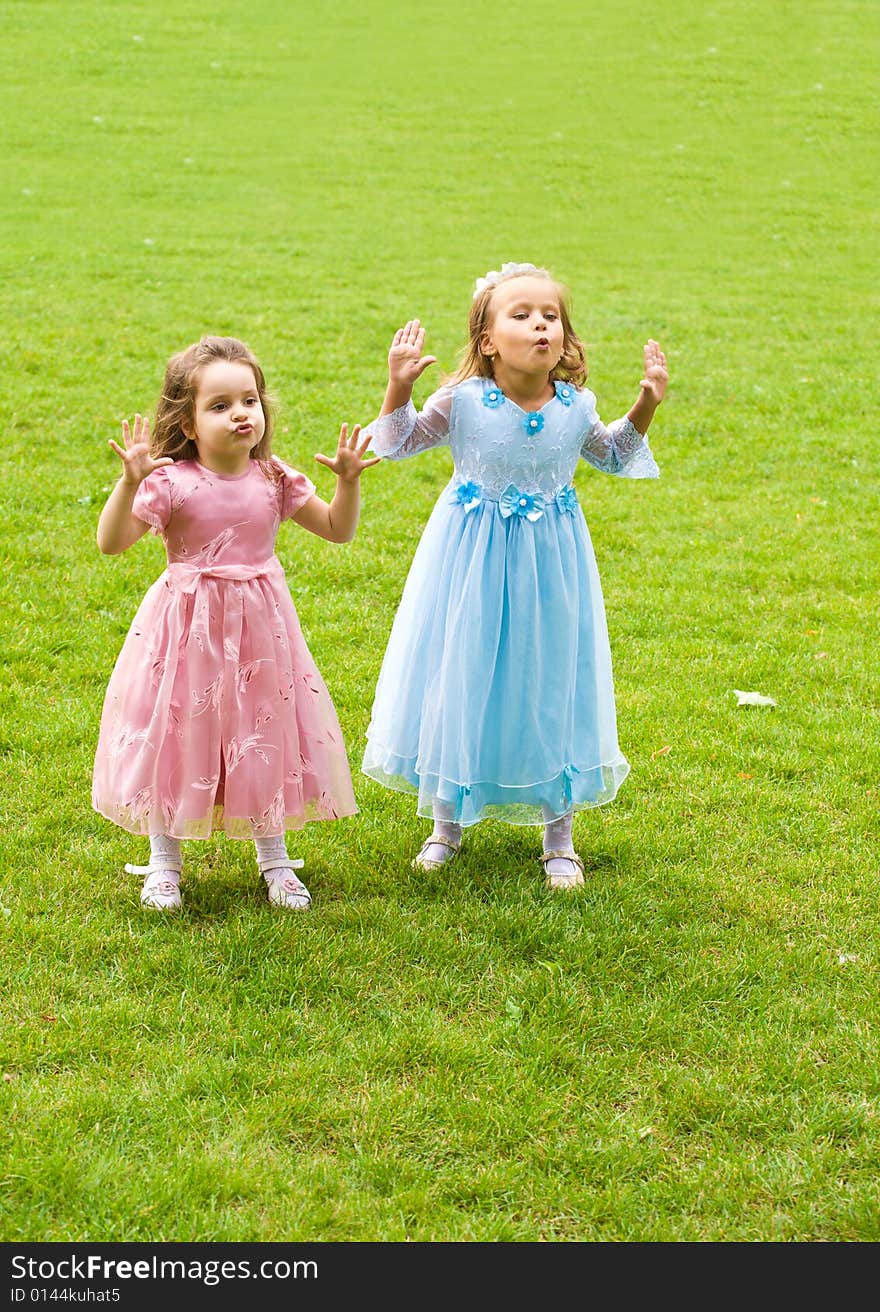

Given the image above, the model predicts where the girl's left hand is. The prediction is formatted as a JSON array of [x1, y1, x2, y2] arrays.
[[639, 340, 669, 404], [314, 423, 382, 482]]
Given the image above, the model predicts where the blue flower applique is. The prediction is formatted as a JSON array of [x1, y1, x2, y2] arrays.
[[522, 411, 545, 435], [499, 484, 545, 522], [482, 386, 504, 409], [451, 480, 483, 513], [555, 485, 578, 514], [554, 381, 574, 406]]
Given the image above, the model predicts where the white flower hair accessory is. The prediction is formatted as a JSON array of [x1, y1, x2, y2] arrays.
[[473, 261, 540, 299]]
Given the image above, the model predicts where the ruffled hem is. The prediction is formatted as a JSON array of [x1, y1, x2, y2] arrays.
[[92, 796, 358, 842], [362, 738, 630, 827]]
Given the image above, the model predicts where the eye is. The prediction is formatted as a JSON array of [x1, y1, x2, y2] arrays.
[[545, 312, 558, 320], [211, 402, 227, 411], [245, 396, 259, 405], [513, 312, 528, 320]]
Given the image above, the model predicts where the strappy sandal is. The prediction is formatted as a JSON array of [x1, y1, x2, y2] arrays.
[[411, 836, 461, 872], [126, 863, 183, 911], [539, 849, 585, 890], [261, 858, 312, 910]]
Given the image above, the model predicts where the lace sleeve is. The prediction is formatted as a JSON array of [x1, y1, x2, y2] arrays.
[[580, 406, 660, 480], [365, 385, 454, 460]]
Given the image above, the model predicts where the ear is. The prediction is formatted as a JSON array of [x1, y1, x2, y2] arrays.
[[479, 329, 495, 358]]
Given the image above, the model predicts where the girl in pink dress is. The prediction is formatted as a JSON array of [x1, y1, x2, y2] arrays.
[[92, 335, 378, 912]]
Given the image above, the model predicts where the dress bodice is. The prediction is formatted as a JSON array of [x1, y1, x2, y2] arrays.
[[367, 376, 659, 497], [450, 378, 594, 498], [131, 459, 315, 567]]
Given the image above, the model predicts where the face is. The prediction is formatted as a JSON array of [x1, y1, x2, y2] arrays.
[[480, 276, 565, 375], [186, 359, 266, 472]]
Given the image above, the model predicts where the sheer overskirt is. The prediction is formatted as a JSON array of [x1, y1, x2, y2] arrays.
[[93, 565, 356, 839], [363, 485, 630, 826]]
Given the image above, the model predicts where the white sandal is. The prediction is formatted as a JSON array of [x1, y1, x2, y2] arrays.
[[539, 849, 585, 890], [411, 836, 461, 872], [126, 863, 183, 911], [261, 859, 311, 910]]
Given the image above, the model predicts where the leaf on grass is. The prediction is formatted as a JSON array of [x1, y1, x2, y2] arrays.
[[737, 772, 754, 779], [651, 745, 672, 759], [732, 689, 777, 707], [837, 953, 858, 965], [3, 1072, 17, 1082], [638, 1126, 655, 1139]]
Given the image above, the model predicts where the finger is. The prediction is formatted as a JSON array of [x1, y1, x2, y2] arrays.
[[392, 328, 404, 346], [108, 439, 126, 458], [154, 456, 174, 467], [143, 417, 151, 442], [313, 453, 333, 469], [406, 318, 421, 344], [133, 413, 143, 443], [354, 431, 374, 456], [416, 356, 438, 376], [346, 423, 362, 448], [360, 456, 382, 468], [121, 419, 130, 446]]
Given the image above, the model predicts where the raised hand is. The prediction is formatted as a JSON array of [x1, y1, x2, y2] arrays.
[[314, 423, 382, 483], [639, 340, 668, 404], [108, 415, 173, 485], [388, 319, 438, 387]]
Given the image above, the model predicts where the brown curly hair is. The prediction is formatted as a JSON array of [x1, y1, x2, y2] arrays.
[[151, 336, 278, 474]]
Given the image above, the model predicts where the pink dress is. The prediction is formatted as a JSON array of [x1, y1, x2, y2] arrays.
[[92, 457, 358, 840]]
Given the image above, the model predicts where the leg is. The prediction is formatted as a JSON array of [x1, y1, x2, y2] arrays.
[[254, 835, 311, 910], [125, 834, 183, 910], [412, 801, 462, 872], [540, 809, 585, 890]]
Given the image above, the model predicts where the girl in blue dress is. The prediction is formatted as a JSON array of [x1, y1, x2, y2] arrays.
[[363, 262, 668, 888]]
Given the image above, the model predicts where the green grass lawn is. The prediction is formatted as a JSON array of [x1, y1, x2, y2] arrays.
[[1, 0, 878, 1241]]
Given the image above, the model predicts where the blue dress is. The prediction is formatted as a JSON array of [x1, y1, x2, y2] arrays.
[[362, 376, 659, 827]]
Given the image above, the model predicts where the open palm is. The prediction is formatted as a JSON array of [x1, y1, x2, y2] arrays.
[[108, 415, 173, 485], [314, 423, 381, 482], [388, 319, 438, 387], [639, 340, 669, 404]]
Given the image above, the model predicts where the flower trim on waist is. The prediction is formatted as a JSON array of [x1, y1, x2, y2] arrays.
[[449, 481, 578, 521]]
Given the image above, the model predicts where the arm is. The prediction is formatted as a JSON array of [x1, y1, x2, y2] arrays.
[[627, 339, 667, 435], [379, 319, 437, 416], [580, 340, 667, 479], [291, 423, 380, 544], [365, 320, 452, 459], [97, 415, 173, 554]]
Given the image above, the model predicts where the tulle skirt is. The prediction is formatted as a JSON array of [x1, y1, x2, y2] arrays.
[[362, 487, 629, 826], [92, 559, 357, 839]]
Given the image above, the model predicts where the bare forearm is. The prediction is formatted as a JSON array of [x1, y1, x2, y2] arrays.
[[327, 477, 361, 542], [627, 388, 659, 436], [97, 478, 147, 554], [294, 478, 360, 543], [379, 378, 414, 417]]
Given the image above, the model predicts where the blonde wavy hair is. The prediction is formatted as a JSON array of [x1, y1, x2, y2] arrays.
[[450, 266, 588, 387], [151, 336, 279, 476]]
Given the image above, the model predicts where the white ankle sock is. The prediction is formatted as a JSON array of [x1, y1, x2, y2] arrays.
[[542, 810, 577, 875], [254, 835, 293, 874], [149, 834, 182, 876], [420, 816, 462, 865]]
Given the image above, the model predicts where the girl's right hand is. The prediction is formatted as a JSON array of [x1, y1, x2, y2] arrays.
[[108, 415, 173, 485], [388, 320, 437, 386]]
